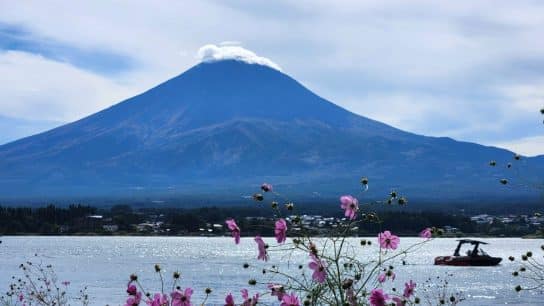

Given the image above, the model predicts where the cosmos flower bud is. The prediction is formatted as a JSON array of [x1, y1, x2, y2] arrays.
[[526, 251, 532, 257], [500, 179, 508, 185], [514, 154, 521, 160], [261, 183, 272, 192], [520, 267, 526, 272], [515, 285, 522, 292], [360, 239, 367, 246], [130, 274, 138, 281], [253, 193, 264, 201], [205, 288, 212, 294], [450, 296, 456, 302], [507, 163, 512, 168], [390, 191, 397, 198], [342, 278, 353, 289], [243, 263, 249, 269], [271, 201, 278, 209], [173, 271, 180, 279], [397, 197, 407, 205], [521, 255, 528, 261], [489, 160, 496, 166], [360, 177, 369, 185], [415, 297, 420, 304], [540, 108, 544, 115], [354, 273, 361, 281], [154, 264, 161, 272], [508, 256, 515, 261], [285, 202, 294, 210], [248, 279, 257, 286]]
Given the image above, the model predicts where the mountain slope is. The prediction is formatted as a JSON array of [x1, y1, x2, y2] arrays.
[[0, 60, 541, 202]]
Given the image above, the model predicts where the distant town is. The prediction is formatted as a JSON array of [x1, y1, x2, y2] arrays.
[[1, 204, 542, 237]]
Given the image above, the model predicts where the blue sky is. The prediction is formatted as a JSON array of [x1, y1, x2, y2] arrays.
[[0, 0, 543, 155]]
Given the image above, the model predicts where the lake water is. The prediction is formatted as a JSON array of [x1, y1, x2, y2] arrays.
[[0, 236, 542, 305]]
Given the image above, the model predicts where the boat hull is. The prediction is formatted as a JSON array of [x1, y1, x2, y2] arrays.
[[434, 256, 502, 266]]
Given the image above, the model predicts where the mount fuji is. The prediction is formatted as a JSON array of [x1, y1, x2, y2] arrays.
[[0, 60, 541, 204]]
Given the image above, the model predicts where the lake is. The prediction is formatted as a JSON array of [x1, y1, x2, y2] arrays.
[[0, 236, 542, 305]]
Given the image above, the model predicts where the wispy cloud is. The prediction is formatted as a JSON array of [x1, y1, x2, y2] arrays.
[[197, 43, 282, 71], [0, 22, 134, 75]]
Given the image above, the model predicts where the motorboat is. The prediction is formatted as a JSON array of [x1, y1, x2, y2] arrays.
[[434, 239, 502, 266]]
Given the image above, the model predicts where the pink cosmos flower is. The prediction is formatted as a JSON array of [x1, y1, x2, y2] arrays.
[[274, 218, 287, 244], [403, 280, 416, 298], [268, 284, 285, 301], [224, 293, 235, 306], [378, 272, 395, 283], [419, 227, 432, 239], [308, 254, 327, 283], [125, 292, 142, 306], [261, 183, 272, 192], [254, 236, 269, 261], [340, 195, 359, 220], [147, 293, 169, 306], [18, 293, 24, 302], [378, 230, 400, 250], [127, 284, 138, 296], [392, 297, 405, 306], [241, 289, 259, 306], [170, 288, 193, 306], [280, 293, 300, 306], [225, 219, 241, 244], [369, 289, 388, 306]]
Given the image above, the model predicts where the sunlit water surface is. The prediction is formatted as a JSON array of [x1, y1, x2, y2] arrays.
[[0, 237, 542, 305]]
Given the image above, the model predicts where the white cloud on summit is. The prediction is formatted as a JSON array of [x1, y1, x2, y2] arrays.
[[197, 43, 282, 71]]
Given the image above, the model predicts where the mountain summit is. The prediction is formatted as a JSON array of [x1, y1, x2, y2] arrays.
[[0, 60, 540, 203]]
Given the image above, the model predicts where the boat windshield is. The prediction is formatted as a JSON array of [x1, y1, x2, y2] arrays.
[[479, 248, 488, 256]]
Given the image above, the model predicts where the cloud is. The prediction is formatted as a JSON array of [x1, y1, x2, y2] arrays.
[[494, 135, 544, 157], [197, 43, 282, 71], [0, 50, 136, 121]]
